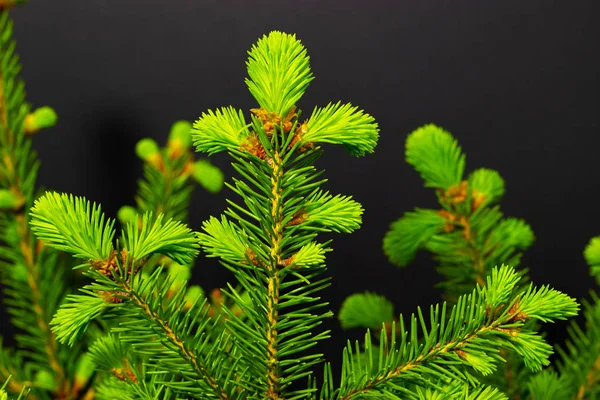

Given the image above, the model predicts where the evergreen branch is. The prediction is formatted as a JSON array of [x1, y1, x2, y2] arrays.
[[192, 107, 250, 155], [339, 292, 395, 330], [50, 294, 109, 347], [131, 120, 223, 223], [29, 192, 115, 262], [121, 212, 199, 265], [467, 168, 505, 208], [405, 124, 465, 190], [0, 12, 69, 398], [300, 102, 379, 157], [112, 268, 236, 399], [245, 31, 313, 117], [556, 291, 600, 399], [334, 265, 578, 399], [556, 236, 600, 399], [385, 124, 535, 299], [2, 231, 67, 391], [194, 32, 377, 394], [0, 340, 32, 397], [526, 370, 570, 400], [303, 190, 364, 233], [383, 208, 447, 267], [585, 236, 600, 284]]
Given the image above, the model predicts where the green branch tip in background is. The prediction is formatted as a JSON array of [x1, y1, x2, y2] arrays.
[[24, 106, 58, 134], [406, 124, 465, 189]]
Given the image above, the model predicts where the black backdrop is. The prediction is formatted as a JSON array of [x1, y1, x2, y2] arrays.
[[4, 0, 600, 380]]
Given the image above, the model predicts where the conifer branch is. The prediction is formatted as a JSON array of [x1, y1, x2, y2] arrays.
[[0, 10, 67, 398], [335, 266, 578, 399], [552, 236, 600, 399], [116, 276, 229, 400], [130, 120, 223, 223], [383, 124, 534, 300], [193, 30, 378, 399]]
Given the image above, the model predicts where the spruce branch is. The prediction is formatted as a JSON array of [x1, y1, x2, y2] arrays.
[[405, 124, 465, 190], [383, 208, 447, 267], [383, 124, 534, 299], [334, 265, 578, 399], [585, 236, 600, 284], [131, 120, 224, 223], [0, 9, 69, 398], [339, 292, 395, 331], [245, 31, 313, 117], [121, 211, 199, 265], [300, 102, 378, 157], [552, 236, 600, 399], [192, 107, 250, 155], [193, 30, 378, 399], [526, 370, 570, 400], [29, 192, 115, 262]]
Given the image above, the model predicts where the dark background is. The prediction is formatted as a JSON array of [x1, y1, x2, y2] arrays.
[[4, 0, 600, 381]]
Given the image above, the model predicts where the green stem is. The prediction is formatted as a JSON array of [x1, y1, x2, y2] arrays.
[[266, 152, 284, 400]]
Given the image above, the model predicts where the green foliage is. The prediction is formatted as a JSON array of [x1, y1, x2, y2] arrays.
[[190, 30, 379, 398], [192, 107, 250, 155], [383, 124, 534, 299], [50, 294, 108, 346], [0, 6, 223, 399], [405, 124, 465, 189], [131, 120, 224, 223], [121, 212, 199, 265], [245, 31, 313, 117], [338, 292, 394, 330], [0, 8, 76, 399], [383, 208, 447, 267], [29, 192, 116, 261], [467, 168, 505, 207], [25, 106, 57, 133], [300, 102, 378, 157], [135, 138, 160, 160], [303, 190, 364, 233], [332, 266, 577, 399], [0, 15, 586, 400], [526, 371, 570, 400], [585, 236, 600, 283], [548, 237, 600, 399], [193, 159, 224, 193]]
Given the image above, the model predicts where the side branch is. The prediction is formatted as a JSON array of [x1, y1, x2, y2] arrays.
[[120, 280, 229, 400], [340, 314, 516, 399], [15, 215, 68, 398]]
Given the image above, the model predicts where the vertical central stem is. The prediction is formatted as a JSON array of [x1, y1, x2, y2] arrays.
[[266, 152, 283, 399]]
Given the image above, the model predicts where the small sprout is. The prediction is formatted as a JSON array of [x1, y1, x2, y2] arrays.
[[74, 353, 95, 387], [117, 205, 137, 225], [34, 369, 56, 391], [192, 160, 224, 193], [24, 106, 58, 134], [185, 285, 204, 309], [0, 189, 23, 210], [135, 138, 162, 169], [168, 120, 193, 157]]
